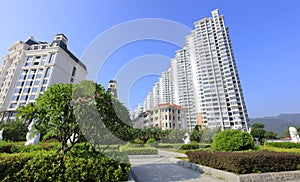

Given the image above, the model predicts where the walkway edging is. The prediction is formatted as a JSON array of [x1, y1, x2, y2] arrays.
[[169, 158, 300, 182]]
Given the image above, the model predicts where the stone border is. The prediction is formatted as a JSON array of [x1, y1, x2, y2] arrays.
[[169, 158, 300, 182]]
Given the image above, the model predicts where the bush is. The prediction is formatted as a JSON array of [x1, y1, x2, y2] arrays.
[[187, 150, 300, 174], [156, 143, 182, 149], [211, 130, 256, 151], [119, 145, 158, 155], [0, 150, 130, 181], [146, 138, 156, 144], [180, 143, 199, 150], [133, 138, 144, 144], [0, 141, 60, 154], [265, 142, 300, 149]]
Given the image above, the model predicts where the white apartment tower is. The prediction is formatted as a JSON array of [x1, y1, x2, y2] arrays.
[[171, 48, 198, 130], [134, 9, 249, 132], [186, 9, 249, 131], [0, 34, 87, 122]]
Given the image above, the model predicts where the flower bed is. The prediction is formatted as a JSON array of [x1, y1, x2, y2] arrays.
[[187, 150, 300, 174]]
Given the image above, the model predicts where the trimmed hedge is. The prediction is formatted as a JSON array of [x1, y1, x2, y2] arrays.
[[119, 146, 158, 155], [265, 142, 300, 149], [187, 150, 300, 174], [179, 143, 199, 150], [0, 141, 60, 153], [156, 143, 182, 148], [0, 150, 130, 181]]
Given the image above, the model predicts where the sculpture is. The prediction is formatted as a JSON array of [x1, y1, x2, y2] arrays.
[[182, 132, 191, 144], [0, 128, 4, 142], [289, 127, 300, 143], [67, 133, 78, 144], [25, 120, 40, 146]]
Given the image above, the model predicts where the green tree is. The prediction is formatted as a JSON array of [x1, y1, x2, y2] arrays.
[[250, 123, 266, 143], [0, 119, 27, 141], [17, 84, 79, 154], [265, 130, 278, 139], [190, 125, 203, 142]]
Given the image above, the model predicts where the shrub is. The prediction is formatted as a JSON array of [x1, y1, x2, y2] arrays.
[[0, 141, 60, 154], [211, 129, 256, 151], [119, 145, 158, 155], [187, 150, 300, 174], [133, 138, 144, 144], [156, 143, 182, 149], [180, 143, 199, 150], [0, 150, 131, 181], [265, 142, 300, 149], [146, 138, 156, 144]]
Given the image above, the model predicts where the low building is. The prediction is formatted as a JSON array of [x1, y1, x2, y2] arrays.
[[134, 103, 187, 130]]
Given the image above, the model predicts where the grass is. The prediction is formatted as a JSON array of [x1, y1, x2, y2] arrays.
[[259, 145, 300, 154]]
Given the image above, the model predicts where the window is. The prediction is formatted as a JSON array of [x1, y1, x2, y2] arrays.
[[19, 75, 27, 80], [40, 87, 46, 92], [43, 80, 48, 84], [21, 95, 28, 101], [32, 87, 38, 92], [34, 81, 40, 86], [72, 67, 76, 77], [12, 96, 19, 101], [10, 103, 17, 108], [29, 95, 35, 100], [26, 81, 33, 86], [70, 77, 74, 83], [24, 88, 31, 93], [45, 68, 51, 78], [15, 88, 22, 94], [49, 54, 55, 64], [17, 81, 24, 87], [36, 74, 42, 79]]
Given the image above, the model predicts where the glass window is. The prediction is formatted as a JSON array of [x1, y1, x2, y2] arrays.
[[26, 81, 33, 86], [49, 54, 55, 64], [21, 95, 28, 101], [45, 68, 51, 78], [19, 75, 26, 80], [12, 96, 19, 101], [15, 88, 22, 94], [29, 95, 35, 100], [43, 80, 48, 84], [40, 87, 46, 92], [19, 103, 26, 107], [32, 87, 38, 92], [34, 81, 40, 86], [36, 74, 42, 79], [24, 88, 31, 93], [28, 74, 35, 79], [72, 67, 76, 77], [17, 81, 24, 87], [10, 103, 17, 108]]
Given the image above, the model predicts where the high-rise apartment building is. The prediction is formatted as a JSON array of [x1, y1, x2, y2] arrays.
[[0, 34, 87, 122], [186, 9, 249, 131], [133, 9, 249, 132]]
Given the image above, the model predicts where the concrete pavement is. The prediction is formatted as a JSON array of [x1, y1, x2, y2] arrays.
[[128, 149, 224, 182]]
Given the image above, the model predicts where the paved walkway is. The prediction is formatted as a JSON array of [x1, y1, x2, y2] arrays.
[[128, 149, 223, 182]]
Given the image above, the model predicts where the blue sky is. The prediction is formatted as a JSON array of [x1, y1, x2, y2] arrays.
[[0, 0, 299, 117]]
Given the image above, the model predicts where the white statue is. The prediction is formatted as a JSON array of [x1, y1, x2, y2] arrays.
[[25, 120, 40, 146], [182, 132, 191, 144], [67, 133, 78, 144], [289, 127, 300, 143], [0, 128, 4, 142]]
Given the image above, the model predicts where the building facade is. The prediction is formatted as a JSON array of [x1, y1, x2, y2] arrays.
[[134, 103, 187, 130], [133, 9, 249, 132], [0, 34, 87, 122]]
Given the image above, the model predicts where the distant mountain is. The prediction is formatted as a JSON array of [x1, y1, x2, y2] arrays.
[[249, 114, 300, 137]]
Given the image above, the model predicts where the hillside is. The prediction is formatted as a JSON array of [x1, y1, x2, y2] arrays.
[[250, 114, 300, 137]]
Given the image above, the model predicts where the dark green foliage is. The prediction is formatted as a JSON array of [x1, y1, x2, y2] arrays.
[[0, 141, 60, 154], [265, 130, 278, 139], [212, 129, 256, 151], [179, 143, 199, 150], [187, 150, 300, 174], [0, 143, 130, 181], [265, 142, 300, 149], [0, 119, 27, 142], [250, 123, 266, 143]]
